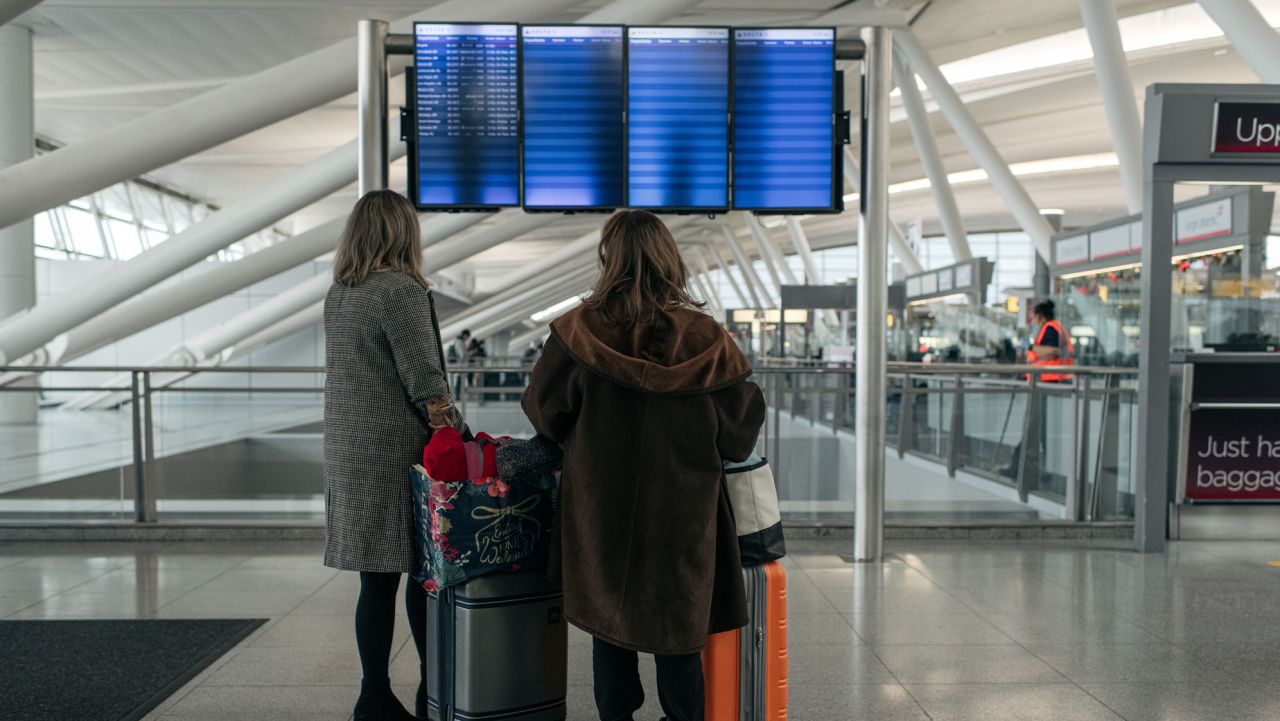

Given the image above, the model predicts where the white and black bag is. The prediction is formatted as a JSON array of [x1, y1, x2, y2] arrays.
[[722, 455, 785, 565]]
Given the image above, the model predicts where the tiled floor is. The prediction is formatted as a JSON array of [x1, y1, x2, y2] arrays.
[[4, 538, 1280, 720]]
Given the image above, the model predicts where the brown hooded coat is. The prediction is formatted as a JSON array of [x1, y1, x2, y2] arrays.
[[522, 304, 766, 656]]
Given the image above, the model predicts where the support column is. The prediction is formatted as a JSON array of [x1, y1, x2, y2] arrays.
[[854, 25, 891, 562], [1197, 0, 1280, 83], [1134, 177, 1174, 554], [893, 55, 971, 260], [895, 30, 1055, 262], [0, 23, 34, 422], [1079, 0, 1143, 214], [357, 19, 389, 196], [1035, 211, 1063, 300], [697, 242, 747, 308]]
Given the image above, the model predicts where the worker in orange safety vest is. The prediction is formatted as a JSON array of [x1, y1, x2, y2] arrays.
[[1027, 299, 1073, 382]]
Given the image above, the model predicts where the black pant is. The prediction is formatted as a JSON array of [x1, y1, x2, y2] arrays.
[[592, 637, 703, 721], [355, 572, 427, 693]]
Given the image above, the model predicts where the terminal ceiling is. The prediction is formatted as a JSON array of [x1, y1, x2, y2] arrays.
[[13, 0, 1263, 285]]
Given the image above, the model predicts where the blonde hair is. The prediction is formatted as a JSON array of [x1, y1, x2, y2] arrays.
[[333, 189, 427, 288], [582, 210, 701, 325]]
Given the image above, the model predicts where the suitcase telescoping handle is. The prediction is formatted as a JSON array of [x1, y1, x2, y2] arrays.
[[436, 587, 455, 721]]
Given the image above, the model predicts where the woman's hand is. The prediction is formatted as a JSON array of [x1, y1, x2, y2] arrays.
[[427, 397, 457, 430]]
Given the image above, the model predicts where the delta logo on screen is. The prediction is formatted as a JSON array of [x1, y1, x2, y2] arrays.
[[1213, 101, 1280, 154]]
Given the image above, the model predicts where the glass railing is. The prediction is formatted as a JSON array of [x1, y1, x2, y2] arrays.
[[0, 361, 1138, 526]]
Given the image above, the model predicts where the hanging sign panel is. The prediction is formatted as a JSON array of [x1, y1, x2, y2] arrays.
[[521, 25, 626, 210], [627, 27, 730, 211], [1175, 197, 1232, 244], [1212, 101, 1280, 155], [732, 28, 837, 212], [1055, 234, 1089, 266], [412, 23, 520, 209]]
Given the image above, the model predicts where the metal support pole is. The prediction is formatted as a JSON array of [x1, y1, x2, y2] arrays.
[[1035, 211, 1062, 300], [141, 370, 158, 522], [894, 30, 1055, 262], [696, 241, 747, 308], [1079, 0, 1144, 214], [892, 55, 971, 261], [129, 372, 148, 522], [1197, 0, 1280, 83], [358, 19, 390, 196], [854, 25, 891, 563], [1134, 177, 1174, 553]]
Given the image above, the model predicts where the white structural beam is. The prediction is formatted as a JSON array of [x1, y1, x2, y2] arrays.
[[892, 55, 971, 260], [719, 224, 771, 307], [0, 140, 368, 365], [508, 323, 552, 351], [0, 0, 40, 28], [427, 212, 559, 272], [1197, 0, 1280, 83], [0, 0, 579, 232], [1079, 0, 1144, 214], [744, 215, 796, 297], [843, 147, 923, 275], [690, 241, 746, 307], [0, 23, 34, 422], [443, 263, 597, 341], [895, 30, 1055, 261], [0, 212, 484, 384], [783, 217, 823, 284], [687, 251, 726, 318], [700, 237, 748, 307]]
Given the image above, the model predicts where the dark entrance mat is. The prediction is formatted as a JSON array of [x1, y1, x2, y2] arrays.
[[0, 618, 266, 721]]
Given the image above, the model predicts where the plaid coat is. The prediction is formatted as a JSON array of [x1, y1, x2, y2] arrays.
[[323, 271, 460, 573]]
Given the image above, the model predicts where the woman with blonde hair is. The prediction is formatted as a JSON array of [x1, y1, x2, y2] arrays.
[[323, 189, 461, 721], [523, 209, 765, 721]]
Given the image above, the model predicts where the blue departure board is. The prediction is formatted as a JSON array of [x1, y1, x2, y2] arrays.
[[413, 23, 519, 209], [521, 25, 625, 210], [627, 27, 730, 210], [732, 28, 836, 212]]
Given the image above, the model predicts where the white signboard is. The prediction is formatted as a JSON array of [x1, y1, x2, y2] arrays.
[[1129, 221, 1143, 250], [906, 277, 921, 297], [1055, 234, 1089, 266], [1090, 224, 1133, 260], [921, 273, 938, 295], [1176, 197, 1232, 244], [954, 263, 973, 287], [937, 268, 954, 291]]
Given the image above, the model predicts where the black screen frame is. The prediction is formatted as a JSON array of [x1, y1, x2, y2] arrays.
[[730, 26, 842, 216], [409, 21, 522, 212], [624, 25, 732, 215], [519, 23, 628, 213]]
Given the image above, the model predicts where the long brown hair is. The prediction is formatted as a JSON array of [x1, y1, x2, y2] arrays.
[[582, 210, 701, 325], [332, 189, 427, 288]]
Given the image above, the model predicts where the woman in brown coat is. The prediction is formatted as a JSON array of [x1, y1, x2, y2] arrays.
[[523, 210, 765, 721]]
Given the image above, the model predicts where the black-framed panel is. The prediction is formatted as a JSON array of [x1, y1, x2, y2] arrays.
[[731, 27, 840, 214], [520, 24, 626, 212], [409, 22, 520, 211], [625, 26, 731, 213]]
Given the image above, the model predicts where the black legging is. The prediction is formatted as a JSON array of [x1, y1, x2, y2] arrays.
[[593, 637, 704, 721], [355, 572, 427, 693]]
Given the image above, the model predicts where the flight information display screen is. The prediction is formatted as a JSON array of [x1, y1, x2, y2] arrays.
[[412, 23, 520, 209], [732, 28, 836, 212], [521, 25, 626, 210], [627, 27, 730, 210]]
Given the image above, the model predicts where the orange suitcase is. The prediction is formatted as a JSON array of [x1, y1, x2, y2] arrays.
[[704, 561, 788, 721]]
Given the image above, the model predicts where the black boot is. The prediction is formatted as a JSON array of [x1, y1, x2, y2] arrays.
[[354, 682, 416, 721]]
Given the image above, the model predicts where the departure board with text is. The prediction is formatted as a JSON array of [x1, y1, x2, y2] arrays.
[[521, 25, 626, 210], [732, 28, 836, 212], [627, 27, 730, 210], [413, 23, 520, 208]]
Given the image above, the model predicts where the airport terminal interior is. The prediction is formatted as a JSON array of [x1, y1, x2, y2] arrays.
[[3, 0, 1280, 719]]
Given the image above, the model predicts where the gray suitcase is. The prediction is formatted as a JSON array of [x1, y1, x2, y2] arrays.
[[426, 571, 568, 721]]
